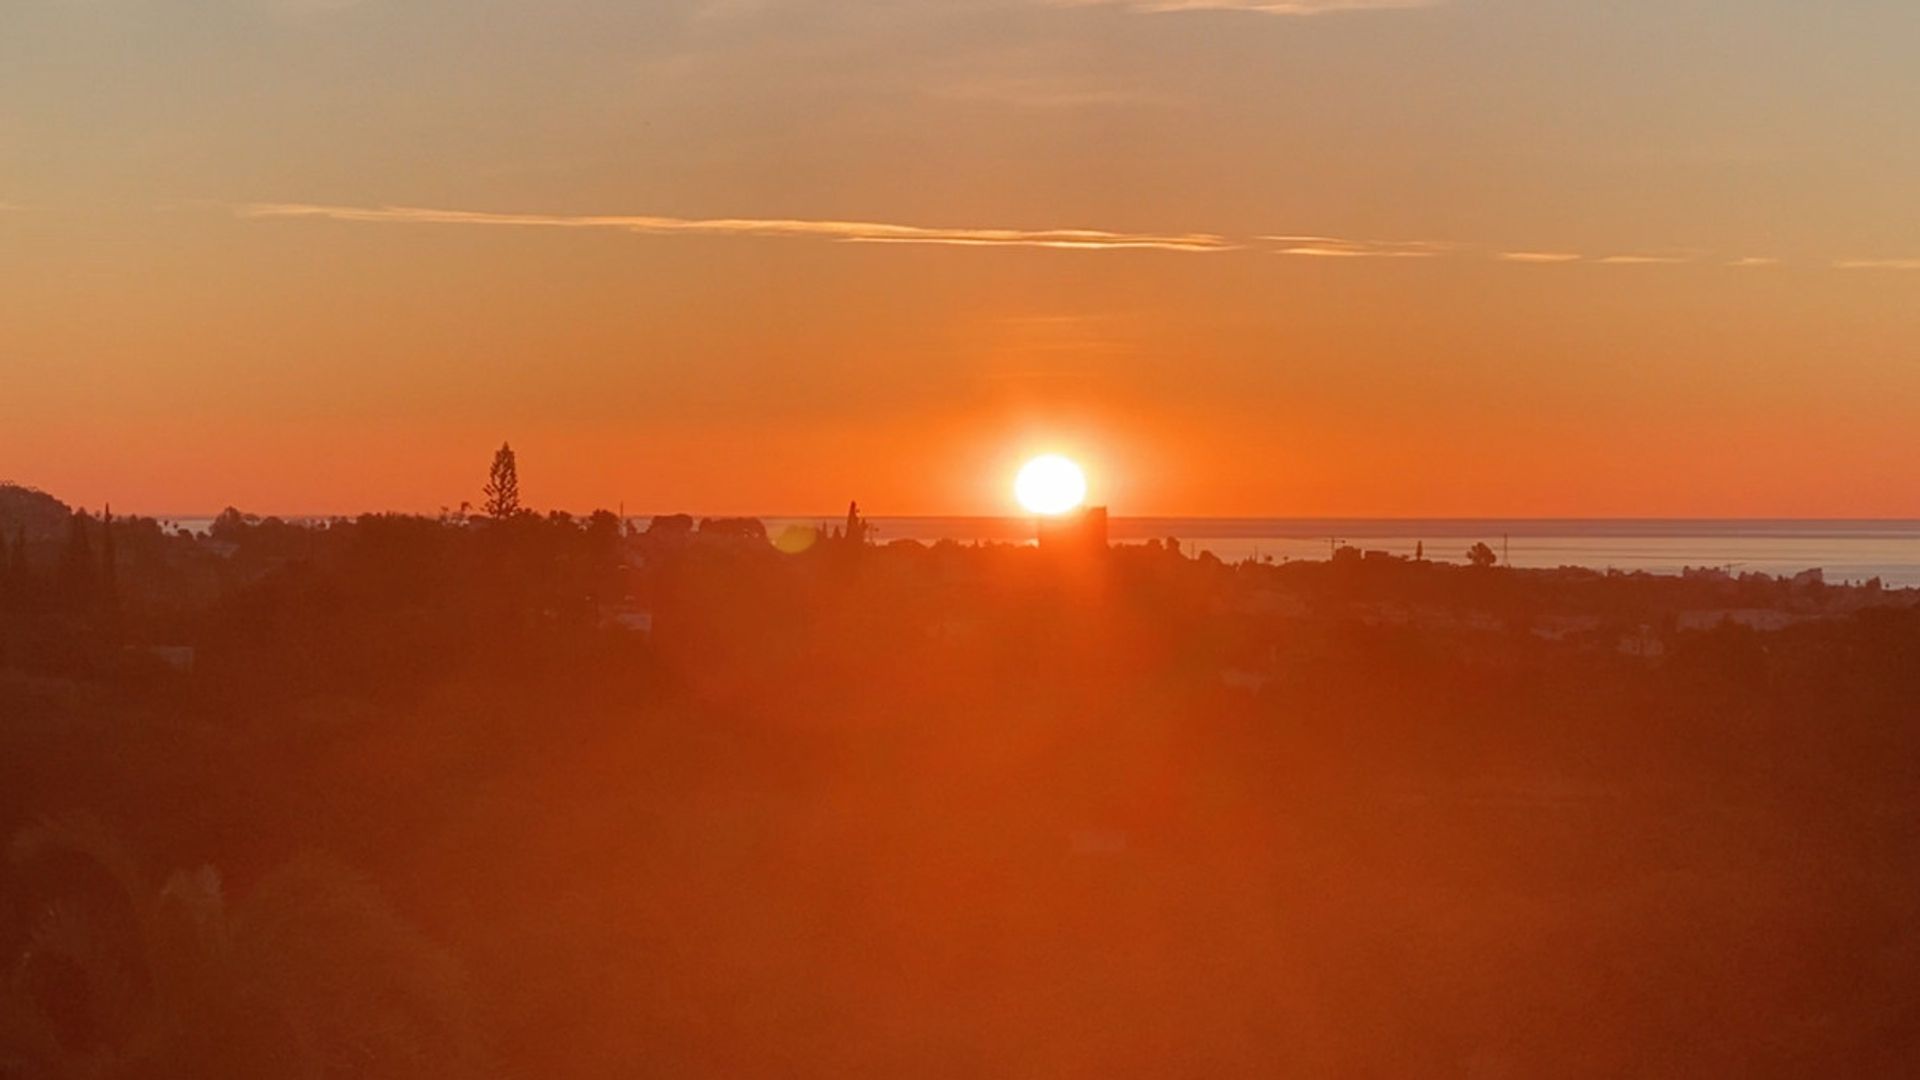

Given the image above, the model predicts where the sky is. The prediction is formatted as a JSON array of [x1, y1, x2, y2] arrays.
[[3, 0, 1919, 517]]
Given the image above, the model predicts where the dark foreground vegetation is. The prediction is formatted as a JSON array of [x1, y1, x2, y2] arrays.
[[3, 481, 1918, 1078]]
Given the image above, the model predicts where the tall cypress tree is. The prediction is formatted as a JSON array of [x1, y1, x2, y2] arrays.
[[844, 501, 868, 546], [101, 504, 120, 631], [483, 443, 521, 520]]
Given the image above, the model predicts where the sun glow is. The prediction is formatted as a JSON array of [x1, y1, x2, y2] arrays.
[[1014, 454, 1088, 516]]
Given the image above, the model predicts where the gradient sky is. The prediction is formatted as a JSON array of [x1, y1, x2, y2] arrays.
[[4, 0, 1919, 517]]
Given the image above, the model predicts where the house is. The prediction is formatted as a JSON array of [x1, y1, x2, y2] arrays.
[[1530, 614, 1603, 641], [600, 606, 654, 635], [144, 646, 196, 673], [1618, 626, 1666, 659], [1218, 667, 1272, 692], [1675, 609, 1803, 632]]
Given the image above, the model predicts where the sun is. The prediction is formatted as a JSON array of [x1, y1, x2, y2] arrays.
[[1014, 454, 1088, 516]]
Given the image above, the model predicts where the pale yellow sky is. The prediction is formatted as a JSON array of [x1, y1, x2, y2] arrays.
[[3, 0, 1918, 515]]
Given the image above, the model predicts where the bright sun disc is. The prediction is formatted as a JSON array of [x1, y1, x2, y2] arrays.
[[1015, 454, 1088, 516]]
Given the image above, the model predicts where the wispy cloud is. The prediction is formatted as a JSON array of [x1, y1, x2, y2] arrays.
[[238, 203, 1868, 272], [1264, 235, 1452, 258], [1496, 251, 1583, 264], [236, 202, 1237, 252], [1052, 0, 1442, 15], [1595, 253, 1696, 266], [1834, 258, 1920, 271]]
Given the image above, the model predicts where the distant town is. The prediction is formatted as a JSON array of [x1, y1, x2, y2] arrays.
[[2, 474, 1909, 688]]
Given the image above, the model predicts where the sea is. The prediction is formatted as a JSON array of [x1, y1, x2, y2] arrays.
[[162, 517, 1920, 589], [854, 518, 1920, 588]]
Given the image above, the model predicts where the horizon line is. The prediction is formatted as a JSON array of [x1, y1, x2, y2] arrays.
[[123, 511, 1920, 525]]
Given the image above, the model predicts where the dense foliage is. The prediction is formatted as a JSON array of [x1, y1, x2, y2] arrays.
[[3, 497, 1917, 1077]]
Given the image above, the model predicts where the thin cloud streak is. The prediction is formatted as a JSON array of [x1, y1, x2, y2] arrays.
[[236, 203, 1239, 252], [1264, 235, 1451, 258], [1497, 252, 1584, 264], [1596, 254, 1695, 266], [1834, 258, 1920, 271], [239, 203, 1860, 271], [844, 236, 1226, 252]]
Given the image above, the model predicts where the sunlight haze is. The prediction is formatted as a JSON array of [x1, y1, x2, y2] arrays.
[[5, 0, 1919, 515]]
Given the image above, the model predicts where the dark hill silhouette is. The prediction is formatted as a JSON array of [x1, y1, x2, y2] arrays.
[[2, 479, 1918, 1078], [0, 483, 73, 544]]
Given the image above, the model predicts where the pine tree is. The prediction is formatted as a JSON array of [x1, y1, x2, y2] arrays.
[[483, 443, 521, 520], [1466, 541, 1498, 569]]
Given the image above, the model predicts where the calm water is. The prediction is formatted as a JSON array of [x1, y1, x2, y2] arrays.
[[164, 516, 1920, 588], [854, 518, 1920, 588]]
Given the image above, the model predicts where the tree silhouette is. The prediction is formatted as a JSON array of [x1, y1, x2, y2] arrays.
[[483, 443, 521, 520], [100, 505, 118, 618], [58, 511, 94, 607], [208, 507, 261, 545], [1466, 541, 1498, 569], [844, 501, 869, 546]]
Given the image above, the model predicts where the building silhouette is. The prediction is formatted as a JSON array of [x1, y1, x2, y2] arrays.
[[1037, 506, 1108, 554]]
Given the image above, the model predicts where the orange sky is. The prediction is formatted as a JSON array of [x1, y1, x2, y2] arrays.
[[3, 0, 1919, 517]]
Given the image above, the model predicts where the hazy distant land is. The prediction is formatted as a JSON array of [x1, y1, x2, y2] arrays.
[[4, 480, 1918, 1077]]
